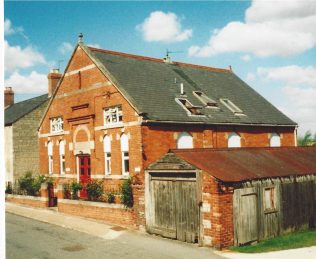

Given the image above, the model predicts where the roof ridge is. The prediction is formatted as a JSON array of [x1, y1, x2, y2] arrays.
[[88, 46, 231, 73], [172, 146, 316, 153], [11, 93, 48, 106]]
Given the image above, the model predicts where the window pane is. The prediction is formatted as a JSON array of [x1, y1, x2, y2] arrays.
[[124, 159, 129, 173], [80, 168, 84, 175]]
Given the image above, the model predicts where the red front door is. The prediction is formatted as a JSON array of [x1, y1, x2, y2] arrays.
[[79, 156, 91, 199]]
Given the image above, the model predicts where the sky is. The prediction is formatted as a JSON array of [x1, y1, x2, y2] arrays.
[[3, 0, 316, 136]]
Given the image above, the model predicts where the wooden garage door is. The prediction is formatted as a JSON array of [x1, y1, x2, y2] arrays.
[[149, 173, 199, 243], [233, 187, 259, 245]]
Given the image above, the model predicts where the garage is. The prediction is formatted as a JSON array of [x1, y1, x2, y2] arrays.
[[145, 154, 201, 243]]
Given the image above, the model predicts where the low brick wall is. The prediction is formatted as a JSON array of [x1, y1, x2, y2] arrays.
[[58, 199, 136, 229], [5, 194, 48, 208]]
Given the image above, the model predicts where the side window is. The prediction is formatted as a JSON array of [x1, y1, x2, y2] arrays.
[[120, 134, 129, 176], [177, 132, 193, 149], [59, 140, 65, 174], [228, 132, 241, 148], [47, 141, 53, 174], [270, 133, 281, 147], [264, 187, 276, 212], [103, 136, 111, 175]]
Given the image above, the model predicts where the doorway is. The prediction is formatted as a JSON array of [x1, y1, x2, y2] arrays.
[[78, 155, 91, 199]]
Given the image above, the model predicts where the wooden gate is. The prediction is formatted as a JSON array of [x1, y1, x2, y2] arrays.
[[148, 172, 199, 243], [233, 187, 259, 245]]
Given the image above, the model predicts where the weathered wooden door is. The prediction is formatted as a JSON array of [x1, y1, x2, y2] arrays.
[[233, 187, 258, 245], [79, 155, 91, 199], [149, 173, 199, 243]]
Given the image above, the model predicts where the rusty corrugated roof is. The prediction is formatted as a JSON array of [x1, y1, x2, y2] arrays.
[[149, 147, 316, 182]]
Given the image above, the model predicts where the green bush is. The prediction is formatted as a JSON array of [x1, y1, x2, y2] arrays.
[[107, 192, 115, 203], [70, 181, 83, 200], [5, 182, 13, 194], [121, 178, 133, 208], [18, 172, 46, 196], [86, 180, 103, 201]]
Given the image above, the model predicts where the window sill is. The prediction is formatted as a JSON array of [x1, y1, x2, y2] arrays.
[[91, 174, 129, 180], [39, 131, 70, 138], [94, 123, 124, 131]]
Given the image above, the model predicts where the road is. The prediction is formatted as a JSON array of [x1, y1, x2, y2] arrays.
[[6, 212, 223, 259]]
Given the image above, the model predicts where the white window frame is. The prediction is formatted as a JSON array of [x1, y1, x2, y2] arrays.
[[193, 91, 217, 108], [228, 132, 241, 148], [59, 140, 65, 174], [177, 132, 193, 149], [175, 98, 204, 116], [103, 136, 111, 175], [264, 187, 276, 212], [48, 141, 53, 174], [270, 133, 281, 147], [50, 117, 64, 133], [120, 134, 129, 176], [220, 98, 244, 115], [104, 106, 123, 126]]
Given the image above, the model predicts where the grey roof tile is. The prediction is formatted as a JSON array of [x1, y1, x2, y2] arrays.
[[5, 94, 49, 126]]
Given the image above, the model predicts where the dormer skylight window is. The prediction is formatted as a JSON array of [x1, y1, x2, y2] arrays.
[[220, 98, 244, 115], [50, 117, 64, 133], [176, 98, 203, 116], [193, 91, 217, 108], [104, 106, 123, 126]]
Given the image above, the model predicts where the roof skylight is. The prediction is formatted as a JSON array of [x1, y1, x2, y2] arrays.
[[220, 98, 244, 115], [193, 91, 217, 107], [176, 98, 203, 116]]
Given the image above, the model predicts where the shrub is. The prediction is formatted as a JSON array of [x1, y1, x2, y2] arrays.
[[86, 180, 103, 201], [63, 184, 71, 199], [121, 178, 133, 208], [18, 172, 46, 196], [5, 182, 13, 194], [107, 192, 115, 203], [70, 181, 83, 200]]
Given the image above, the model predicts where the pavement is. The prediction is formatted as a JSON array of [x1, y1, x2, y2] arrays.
[[5, 202, 316, 259]]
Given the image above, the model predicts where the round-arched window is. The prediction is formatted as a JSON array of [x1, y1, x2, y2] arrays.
[[177, 132, 193, 149], [270, 133, 281, 147], [228, 132, 241, 148]]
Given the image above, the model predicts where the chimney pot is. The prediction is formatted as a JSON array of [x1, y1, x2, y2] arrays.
[[48, 69, 62, 97], [4, 87, 14, 107]]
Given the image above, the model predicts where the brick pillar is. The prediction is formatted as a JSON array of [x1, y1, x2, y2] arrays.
[[57, 184, 64, 199], [40, 183, 49, 207], [132, 184, 146, 231]]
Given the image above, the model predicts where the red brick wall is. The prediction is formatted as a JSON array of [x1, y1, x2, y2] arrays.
[[201, 173, 234, 248], [58, 201, 136, 228], [6, 195, 48, 208]]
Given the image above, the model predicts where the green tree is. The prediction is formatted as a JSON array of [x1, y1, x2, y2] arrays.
[[298, 131, 316, 146]]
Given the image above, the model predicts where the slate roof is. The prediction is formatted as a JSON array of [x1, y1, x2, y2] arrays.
[[87, 46, 297, 127], [5, 94, 49, 126], [147, 147, 316, 182]]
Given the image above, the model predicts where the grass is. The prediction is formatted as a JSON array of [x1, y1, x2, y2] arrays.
[[230, 229, 316, 253]]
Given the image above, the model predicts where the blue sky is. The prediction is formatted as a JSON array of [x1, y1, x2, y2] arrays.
[[4, 0, 316, 135]]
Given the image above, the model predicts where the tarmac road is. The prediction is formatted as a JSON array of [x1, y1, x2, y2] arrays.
[[6, 212, 223, 259]]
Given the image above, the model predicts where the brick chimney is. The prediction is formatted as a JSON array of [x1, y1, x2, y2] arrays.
[[4, 87, 14, 107], [48, 69, 62, 97]]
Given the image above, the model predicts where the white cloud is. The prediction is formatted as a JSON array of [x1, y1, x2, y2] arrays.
[[241, 55, 251, 62], [257, 65, 316, 133], [4, 19, 24, 36], [4, 40, 46, 73], [246, 72, 256, 82], [137, 11, 192, 43], [58, 42, 73, 54], [257, 65, 316, 86], [189, 0, 316, 58], [5, 71, 47, 94]]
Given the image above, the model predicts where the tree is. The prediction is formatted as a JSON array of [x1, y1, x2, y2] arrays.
[[298, 131, 316, 146]]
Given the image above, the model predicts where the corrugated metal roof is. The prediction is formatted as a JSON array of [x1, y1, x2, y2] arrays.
[[5, 94, 49, 126], [147, 147, 316, 182]]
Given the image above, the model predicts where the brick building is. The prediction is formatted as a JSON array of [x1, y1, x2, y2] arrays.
[[4, 70, 61, 186], [38, 38, 298, 245]]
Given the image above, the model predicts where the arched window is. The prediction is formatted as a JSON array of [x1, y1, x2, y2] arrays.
[[120, 134, 129, 175], [177, 132, 193, 149], [270, 133, 281, 147], [59, 140, 65, 174], [47, 141, 53, 174], [228, 132, 241, 148], [103, 136, 111, 175]]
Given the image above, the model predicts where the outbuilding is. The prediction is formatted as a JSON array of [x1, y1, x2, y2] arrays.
[[145, 146, 316, 248]]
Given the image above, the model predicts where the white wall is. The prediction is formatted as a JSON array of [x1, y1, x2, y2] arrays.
[[4, 126, 13, 184]]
